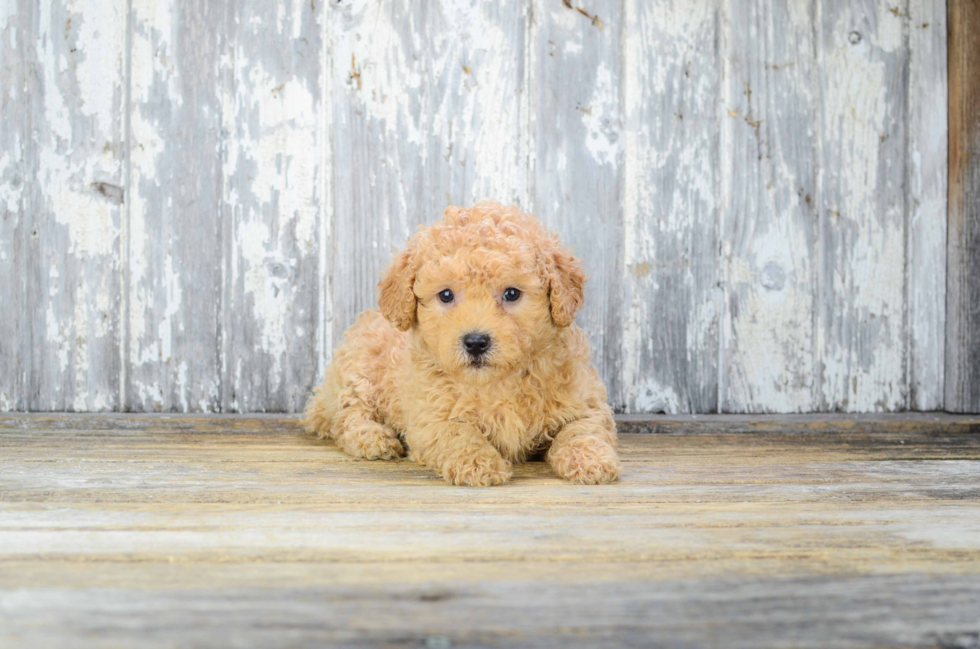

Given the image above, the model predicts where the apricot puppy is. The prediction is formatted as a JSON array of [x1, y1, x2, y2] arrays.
[[302, 202, 620, 486]]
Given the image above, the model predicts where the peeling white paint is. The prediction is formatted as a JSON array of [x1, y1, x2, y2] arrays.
[[238, 220, 288, 384], [317, 0, 334, 381], [874, 4, 905, 53], [906, 0, 948, 410], [429, 0, 526, 204], [721, 1, 819, 413], [176, 361, 189, 412], [819, 8, 907, 412], [622, 0, 718, 413], [3, 0, 949, 414], [135, 380, 164, 410], [38, 1, 121, 259], [0, 150, 23, 211], [72, 1, 126, 139], [0, 2, 17, 33], [21, 0, 127, 411], [46, 301, 69, 375], [217, 3, 323, 410], [156, 251, 182, 363], [787, 0, 810, 29], [46, 185, 119, 257], [332, 0, 423, 142], [582, 62, 620, 167], [633, 379, 682, 414], [621, 0, 646, 410]]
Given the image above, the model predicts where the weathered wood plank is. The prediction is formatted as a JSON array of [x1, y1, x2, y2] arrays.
[[4, 412, 979, 434], [28, 0, 127, 410], [621, 0, 720, 414], [327, 0, 527, 351], [906, 0, 947, 410], [418, 1, 528, 217], [1, 571, 979, 648], [127, 0, 225, 411], [0, 2, 31, 411], [615, 412, 980, 435], [4, 501, 980, 561], [816, 0, 909, 411], [4, 558, 980, 591], [1, 415, 979, 647], [328, 0, 422, 352], [531, 0, 624, 408], [946, 0, 980, 413], [218, 0, 324, 413], [3, 418, 980, 507], [721, 0, 817, 413]]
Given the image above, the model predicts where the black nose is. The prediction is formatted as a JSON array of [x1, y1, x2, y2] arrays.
[[462, 332, 491, 357]]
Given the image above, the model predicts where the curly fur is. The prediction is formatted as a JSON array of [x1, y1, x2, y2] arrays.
[[303, 201, 620, 486]]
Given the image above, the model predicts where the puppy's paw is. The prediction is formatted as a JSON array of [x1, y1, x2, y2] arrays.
[[548, 436, 621, 485], [360, 435, 405, 461], [442, 449, 513, 487], [341, 423, 405, 460]]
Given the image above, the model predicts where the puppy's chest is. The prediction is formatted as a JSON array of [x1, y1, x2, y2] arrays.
[[467, 396, 570, 459]]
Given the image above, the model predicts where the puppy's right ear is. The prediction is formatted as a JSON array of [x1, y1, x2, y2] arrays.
[[547, 246, 586, 328], [378, 246, 417, 331]]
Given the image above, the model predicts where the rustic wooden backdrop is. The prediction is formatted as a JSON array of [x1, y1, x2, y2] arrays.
[[0, 0, 956, 413]]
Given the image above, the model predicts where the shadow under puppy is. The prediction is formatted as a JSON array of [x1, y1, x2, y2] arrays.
[[303, 202, 620, 486]]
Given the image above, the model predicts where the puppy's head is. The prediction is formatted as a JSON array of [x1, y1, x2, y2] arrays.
[[378, 202, 585, 381]]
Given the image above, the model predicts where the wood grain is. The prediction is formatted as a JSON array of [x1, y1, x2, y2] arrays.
[[907, 0, 947, 410], [25, 0, 127, 411], [1, 414, 979, 647], [127, 0, 225, 411], [0, 1, 31, 412], [946, 0, 980, 413], [328, 0, 528, 350], [816, 0, 910, 412], [531, 0, 625, 408], [622, 0, 721, 414], [218, 0, 324, 413], [721, 0, 817, 413]]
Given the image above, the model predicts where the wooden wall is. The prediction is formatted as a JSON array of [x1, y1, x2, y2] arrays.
[[947, 0, 980, 413], [0, 0, 955, 413]]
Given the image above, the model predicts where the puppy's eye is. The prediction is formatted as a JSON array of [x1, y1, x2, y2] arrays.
[[438, 289, 454, 303], [502, 287, 522, 302]]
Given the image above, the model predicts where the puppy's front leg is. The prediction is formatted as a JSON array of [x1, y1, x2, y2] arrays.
[[547, 413, 621, 484], [408, 422, 512, 487]]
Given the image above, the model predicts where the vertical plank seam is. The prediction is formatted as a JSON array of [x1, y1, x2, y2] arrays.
[[811, 0, 826, 411], [902, 0, 913, 410], [316, 0, 334, 387], [522, 0, 535, 213], [716, 0, 730, 413], [939, 0, 949, 405], [616, 0, 628, 413], [24, 0, 38, 409], [219, 6, 236, 413], [620, 0, 635, 412], [941, 0, 950, 411], [120, 0, 134, 412], [19, 0, 34, 410], [942, 0, 959, 412], [944, 0, 953, 410]]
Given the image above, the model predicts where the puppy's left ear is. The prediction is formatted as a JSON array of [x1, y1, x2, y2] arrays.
[[378, 245, 417, 331], [547, 246, 586, 328]]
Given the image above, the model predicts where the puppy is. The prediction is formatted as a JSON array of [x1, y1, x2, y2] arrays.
[[302, 202, 620, 486]]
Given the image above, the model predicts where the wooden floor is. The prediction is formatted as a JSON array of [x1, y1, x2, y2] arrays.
[[2, 414, 980, 648]]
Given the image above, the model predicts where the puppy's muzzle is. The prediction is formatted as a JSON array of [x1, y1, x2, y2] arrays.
[[462, 332, 492, 359]]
